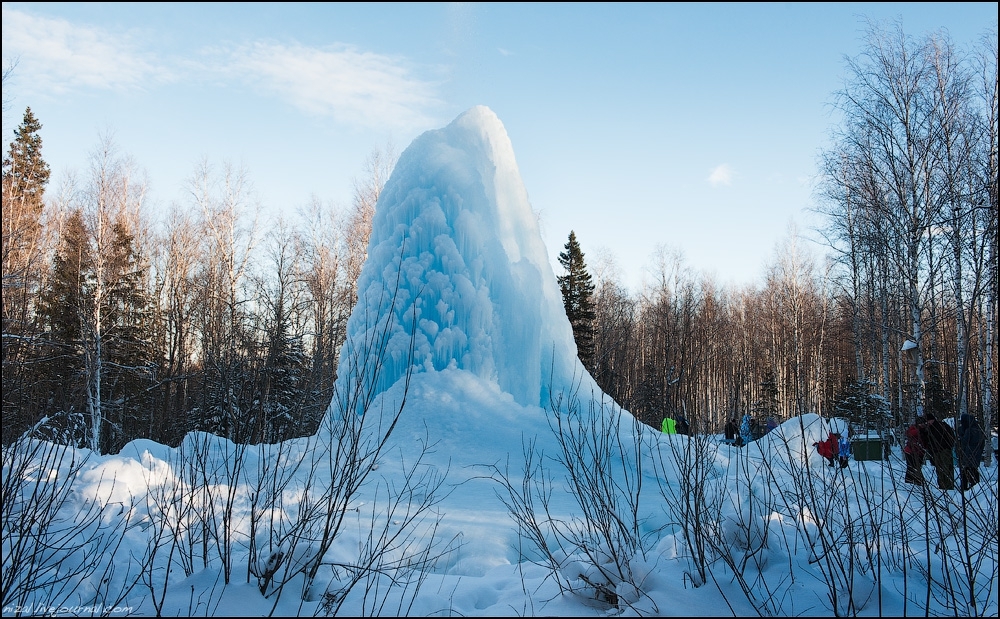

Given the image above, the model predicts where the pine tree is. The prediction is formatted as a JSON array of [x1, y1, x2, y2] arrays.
[[259, 319, 308, 443], [557, 231, 596, 369], [102, 218, 158, 448], [924, 365, 954, 421], [752, 370, 780, 418]]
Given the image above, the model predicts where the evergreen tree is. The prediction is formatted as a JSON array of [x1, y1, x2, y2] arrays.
[[2, 107, 52, 442], [40, 211, 90, 350], [833, 378, 891, 432], [635, 360, 665, 429], [102, 218, 158, 448], [924, 364, 954, 420], [36, 210, 91, 445], [557, 231, 596, 369], [36, 211, 158, 451], [2, 107, 51, 210], [751, 369, 780, 422], [259, 323, 308, 442]]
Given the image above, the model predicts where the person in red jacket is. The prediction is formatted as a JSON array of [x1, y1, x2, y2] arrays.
[[814, 432, 840, 467], [902, 416, 926, 485]]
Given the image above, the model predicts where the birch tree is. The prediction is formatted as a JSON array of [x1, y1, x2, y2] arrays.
[[190, 160, 260, 441], [831, 22, 946, 417]]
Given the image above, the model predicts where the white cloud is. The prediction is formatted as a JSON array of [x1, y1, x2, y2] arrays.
[[221, 41, 442, 130], [1, 7, 168, 95], [707, 163, 733, 186], [1, 7, 443, 131]]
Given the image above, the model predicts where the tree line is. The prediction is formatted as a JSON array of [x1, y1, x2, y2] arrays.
[[2, 101, 396, 451], [2, 22, 996, 455], [563, 22, 997, 445]]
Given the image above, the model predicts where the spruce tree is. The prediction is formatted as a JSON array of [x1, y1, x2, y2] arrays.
[[2, 107, 51, 210], [103, 218, 158, 448], [833, 378, 891, 433], [2, 107, 52, 441], [557, 231, 596, 369], [924, 365, 954, 420], [36, 211, 158, 451], [36, 210, 91, 445], [260, 321, 308, 442], [752, 370, 780, 419]]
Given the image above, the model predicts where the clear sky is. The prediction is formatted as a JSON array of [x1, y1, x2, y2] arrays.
[[3, 2, 996, 290]]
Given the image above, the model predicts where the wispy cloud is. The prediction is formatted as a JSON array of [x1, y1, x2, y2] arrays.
[[707, 164, 733, 186], [2, 7, 443, 131], [1, 7, 169, 95], [219, 41, 442, 130]]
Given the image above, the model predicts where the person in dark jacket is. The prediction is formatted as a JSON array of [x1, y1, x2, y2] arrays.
[[724, 417, 738, 445], [902, 416, 926, 485], [920, 413, 956, 490], [676, 416, 690, 436], [956, 413, 985, 492]]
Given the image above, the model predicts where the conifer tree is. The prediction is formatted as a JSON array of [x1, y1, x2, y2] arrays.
[[32, 136, 156, 452], [36, 210, 158, 450], [259, 317, 308, 442], [752, 370, 780, 420], [832, 378, 891, 433], [102, 218, 158, 446], [924, 364, 954, 421], [36, 210, 91, 444], [2, 107, 51, 441], [558, 231, 596, 369], [1, 107, 50, 319], [2, 107, 50, 211]]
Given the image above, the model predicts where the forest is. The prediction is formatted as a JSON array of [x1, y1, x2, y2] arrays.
[[2, 24, 997, 455]]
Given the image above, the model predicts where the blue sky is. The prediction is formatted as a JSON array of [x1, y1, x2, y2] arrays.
[[3, 2, 997, 290]]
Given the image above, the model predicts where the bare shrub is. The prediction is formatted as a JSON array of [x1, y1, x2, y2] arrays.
[[651, 419, 722, 589], [245, 269, 460, 616], [2, 425, 141, 615], [492, 383, 658, 614]]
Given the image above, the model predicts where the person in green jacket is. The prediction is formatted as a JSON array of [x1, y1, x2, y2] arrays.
[[661, 416, 677, 434]]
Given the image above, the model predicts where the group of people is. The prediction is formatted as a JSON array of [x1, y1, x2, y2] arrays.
[[723, 414, 779, 447], [903, 412, 985, 492], [814, 431, 851, 468], [661, 415, 689, 435], [685, 410, 986, 493], [808, 412, 985, 490]]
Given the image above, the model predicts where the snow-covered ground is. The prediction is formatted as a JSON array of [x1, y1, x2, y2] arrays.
[[3, 107, 996, 617], [5, 394, 996, 617]]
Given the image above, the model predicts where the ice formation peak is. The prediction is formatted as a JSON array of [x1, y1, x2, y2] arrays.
[[334, 106, 597, 410]]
